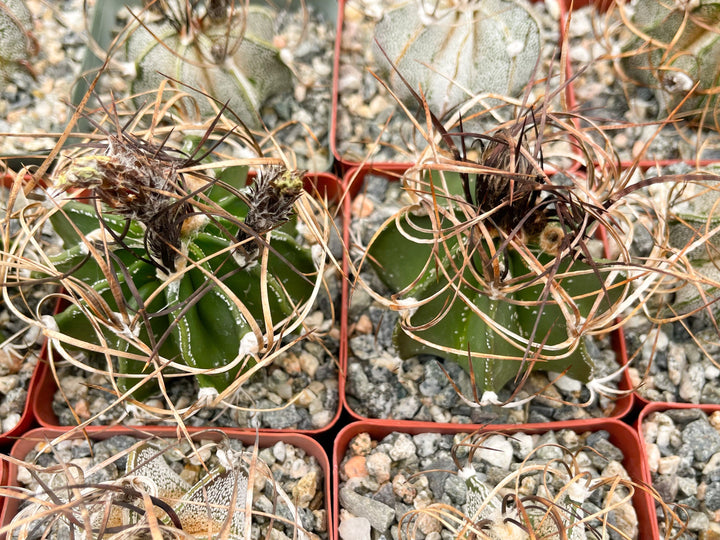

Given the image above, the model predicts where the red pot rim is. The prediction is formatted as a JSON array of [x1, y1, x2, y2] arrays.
[[0, 425, 331, 538], [333, 418, 656, 540], [340, 165, 635, 427]]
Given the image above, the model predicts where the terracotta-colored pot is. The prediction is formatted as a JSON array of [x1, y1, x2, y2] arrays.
[[29, 171, 346, 434], [0, 425, 331, 539], [636, 402, 720, 538], [341, 165, 634, 427], [333, 419, 656, 540]]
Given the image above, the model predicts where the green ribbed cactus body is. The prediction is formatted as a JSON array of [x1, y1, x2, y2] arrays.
[[621, 0, 720, 115], [368, 172, 621, 394], [126, 4, 292, 127], [50, 166, 315, 400], [0, 0, 34, 84], [372, 0, 541, 117]]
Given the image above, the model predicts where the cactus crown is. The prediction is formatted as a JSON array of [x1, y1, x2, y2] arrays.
[[363, 111, 626, 399]]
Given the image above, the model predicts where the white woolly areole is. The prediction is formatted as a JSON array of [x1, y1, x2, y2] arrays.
[[311, 244, 324, 269], [566, 480, 591, 503], [41, 315, 58, 333], [663, 71, 694, 93], [232, 250, 258, 269], [112, 312, 140, 341], [506, 40, 524, 58], [458, 465, 478, 481], [239, 332, 259, 357], [394, 297, 419, 317], [197, 386, 219, 406], [84, 228, 108, 244], [479, 391, 501, 406]]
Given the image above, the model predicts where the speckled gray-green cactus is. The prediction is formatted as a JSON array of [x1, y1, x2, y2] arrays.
[[667, 168, 720, 314], [0, 0, 35, 84], [10, 440, 306, 540], [372, 0, 542, 118], [125, 1, 292, 127], [620, 0, 720, 116]]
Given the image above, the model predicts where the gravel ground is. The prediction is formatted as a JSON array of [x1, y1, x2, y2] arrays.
[[338, 428, 640, 540], [50, 323, 341, 430], [642, 408, 720, 538], [11, 433, 328, 539]]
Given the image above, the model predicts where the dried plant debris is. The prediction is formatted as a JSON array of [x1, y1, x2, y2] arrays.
[[569, 2, 720, 162], [1, 98, 339, 427], [347, 175, 626, 423], [7, 434, 327, 540], [346, 100, 636, 420]]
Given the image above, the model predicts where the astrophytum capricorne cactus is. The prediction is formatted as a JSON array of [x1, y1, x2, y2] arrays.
[[47, 132, 322, 406]]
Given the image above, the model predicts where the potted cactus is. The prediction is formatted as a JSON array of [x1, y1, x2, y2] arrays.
[[342, 92, 650, 425], [91, 0, 337, 170], [1, 100, 343, 432], [334, 421, 666, 539], [0, 426, 331, 539]]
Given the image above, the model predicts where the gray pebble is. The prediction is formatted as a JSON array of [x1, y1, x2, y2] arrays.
[[339, 487, 395, 532], [683, 418, 720, 461], [389, 434, 417, 461]]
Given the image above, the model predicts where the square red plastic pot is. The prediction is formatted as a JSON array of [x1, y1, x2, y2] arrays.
[[0, 425, 331, 538], [341, 165, 634, 428], [333, 419, 656, 540], [637, 402, 720, 538], [28, 171, 347, 435]]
